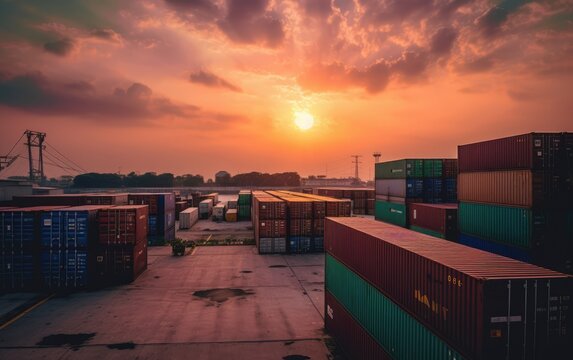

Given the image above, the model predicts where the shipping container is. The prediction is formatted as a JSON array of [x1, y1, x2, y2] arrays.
[[374, 200, 407, 227], [227, 200, 238, 210], [175, 201, 188, 220], [375, 195, 423, 204], [225, 209, 237, 222], [237, 204, 251, 221], [12, 194, 84, 207], [408, 225, 445, 239], [409, 203, 457, 240], [179, 207, 199, 229], [289, 219, 312, 236], [84, 194, 129, 206], [258, 219, 287, 238], [258, 238, 286, 254], [94, 240, 147, 285], [199, 199, 214, 219], [423, 159, 443, 178], [458, 170, 571, 208], [253, 195, 286, 220], [375, 159, 424, 179], [458, 132, 573, 172], [128, 193, 175, 214], [325, 217, 573, 359], [422, 178, 443, 203], [444, 178, 457, 203], [375, 179, 423, 198], [212, 202, 226, 221], [41, 249, 88, 289], [288, 236, 311, 253], [458, 233, 532, 263], [325, 291, 391, 360], [326, 256, 464, 360], [443, 159, 458, 178], [98, 206, 148, 246]]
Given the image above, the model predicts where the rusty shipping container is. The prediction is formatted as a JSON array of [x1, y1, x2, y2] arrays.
[[94, 239, 147, 285], [325, 291, 391, 360], [409, 203, 458, 240], [458, 132, 573, 172], [458, 170, 571, 208], [253, 195, 286, 220], [98, 206, 148, 245], [289, 218, 312, 236], [325, 217, 573, 359]]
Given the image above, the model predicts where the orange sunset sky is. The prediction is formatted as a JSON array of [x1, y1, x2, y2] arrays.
[[1, 0, 572, 180]]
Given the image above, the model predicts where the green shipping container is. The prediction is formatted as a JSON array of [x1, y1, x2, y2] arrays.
[[238, 191, 252, 206], [409, 225, 445, 239], [237, 204, 251, 221], [375, 159, 423, 179], [326, 255, 464, 360], [374, 200, 407, 227], [423, 159, 443, 178]]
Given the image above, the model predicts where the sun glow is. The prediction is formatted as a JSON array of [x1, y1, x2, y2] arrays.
[[294, 111, 315, 130]]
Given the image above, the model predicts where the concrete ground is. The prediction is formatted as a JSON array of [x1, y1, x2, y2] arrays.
[[0, 246, 338, 360], [176, 219, 254, 244]]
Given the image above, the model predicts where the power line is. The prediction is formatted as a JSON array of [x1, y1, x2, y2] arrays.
[[41, 152, 82, 173], [45, 142, 87, 173], [43, 149, 82, 173], [4, 132, 25, 157]]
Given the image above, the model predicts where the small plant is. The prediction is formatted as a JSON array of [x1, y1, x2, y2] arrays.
[[171, 238, 186, 256]]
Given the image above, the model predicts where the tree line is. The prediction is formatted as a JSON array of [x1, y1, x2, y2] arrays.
[[72, 171, 300, 188]]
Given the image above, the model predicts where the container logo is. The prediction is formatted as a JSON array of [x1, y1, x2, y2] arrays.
[[490, 316, 522, 323], [414, 289, 448, 320], [327, 304, 334, 319], [44, 219, 52, 226], [390, 209, 403, 215], [534, 139, 542, 147], [391, 169, 403, 173]]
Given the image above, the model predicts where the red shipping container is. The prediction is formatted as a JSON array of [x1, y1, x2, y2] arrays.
[[253, 197, 286, 220], [285, 198, 313, 219], [443, 159, 458, 178], [458, 133, 573, 172], [325, 291, 390, 360], [289, 219, 312, 236], [325, 217, 573, 360], [98, 206, 148, 245], [409, 203, 458, 239], [338, 200, 352, 216], [258, 219, 286, 237], [95, 240, 147, 284], [84, 194, 128, 206], [312, 219, 324, 236]]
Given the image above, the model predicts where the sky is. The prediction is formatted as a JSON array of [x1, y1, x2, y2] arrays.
[[0, 0, 572, 180]]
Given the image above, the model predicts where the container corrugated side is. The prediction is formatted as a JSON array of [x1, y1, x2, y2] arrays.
[[326, 255, 464, 360], [375, 159, 424, 179], [374, 200, 407, 227]]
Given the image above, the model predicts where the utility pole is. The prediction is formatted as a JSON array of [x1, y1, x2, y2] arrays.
[[25, 130, 46, 183], [351, 155, 362, 181], [373, 152, 381, 163]]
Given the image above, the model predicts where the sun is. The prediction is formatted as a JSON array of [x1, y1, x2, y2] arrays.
[[294, 111, 315, 130]]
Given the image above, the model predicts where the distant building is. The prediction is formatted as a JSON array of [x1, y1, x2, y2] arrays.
[[215, 171, 231, 185], [0, 179, 34, 202]]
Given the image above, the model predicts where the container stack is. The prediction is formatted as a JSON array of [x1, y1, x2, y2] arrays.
[[212, 202, 226, 222], [96, 206, 148, 285], [179, 207, 199, 229], [225, 209, 237, 222], [237, 190, 252, 221], [1, 206, 66, 291], [457, 133, 573, 274], [128, 193, 175, 246], [40, 206, 107, 289], [252, 191, 287, 254], [267, 191, 314, 253], [316, 188, 375, 215], [199, 199, 213, 220], [200, 193, 219, 204], [325, 217, 573, 360], [408, 203, 458, 240], [12, 193, 129, 207], [175, 201, 188, 220], [375, 159, 458, 231]]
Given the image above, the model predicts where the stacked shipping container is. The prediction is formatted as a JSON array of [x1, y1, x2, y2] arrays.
[[316, 188, 375, 215], [325, 217, 573, 360], [237, 190, 252, 221], [179, 207, 198, 229], [96, 206, 148, 284], [458, 133, 573, 274], [252, 191, 287, 254], [375, 159, 458, 237], [199, 199, 213, 219], [128, 193, 175, 246]]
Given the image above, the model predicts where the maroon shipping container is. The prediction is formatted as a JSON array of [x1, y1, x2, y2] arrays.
[[258, 219, 287, 237], [312, 219, 324, 236], [443, 159, 458, 178], [128, 193, 175, 214], [458, 133, 573, 172], [98, 206, 148, 245], [325, 201, 339, 217], [253, 197, 286, 220], [353, 198, 366, 209], [325, 291, 391, 360], [311, 200, 326, 219], [83, 194, 128, 206], [338, 200, 352, 216], [95, 240, 147, 284], [409, 203, 458, 240], [289, 219, 312, 236], [285, 198, 313, 219], [325, 217, 573, 360]]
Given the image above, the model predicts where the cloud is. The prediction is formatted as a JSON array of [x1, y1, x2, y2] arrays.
[[391, 51, 429, 80], [90, 28, 123, 43], [218, 0, 285, 48], [164, 0, 220, 17], [0, 71, 247, 124], [457, 55, 495, 74], [507, 89, 536, 102], [475, 0, 530, 38], [43, 38, 75, 56], [300, 0, 332, 17], [189, 70, 242, 92], [430, 27, 458, 56]]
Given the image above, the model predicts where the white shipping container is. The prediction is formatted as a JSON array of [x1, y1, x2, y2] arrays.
[[212, 202, 226, 218], [179, 207, 199, 229]]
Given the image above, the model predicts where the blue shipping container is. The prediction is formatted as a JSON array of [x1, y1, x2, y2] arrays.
[[423, 178, 443, 203], [289, 236, 311, 253], [310, 237, 324, 252], [458, 233, 531, 263], [443, 178, 457, 203], [1, 251, 35, 290], [0, 211, 36, 249], [41, 249, 88, 288]]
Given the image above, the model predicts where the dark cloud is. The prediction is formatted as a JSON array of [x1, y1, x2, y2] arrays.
[[430, 27, 458, 56], [164, 0, 220, 17], [458, 56, 495, 74], [0, 72, 199, 120], [189, 70, 242, 92], [507, 89, 536, 102], [360, 0, 435, 24], [475, 0, 530, 38], [297, 61, 391, 94], [436, 0, 471, 20], [391, 51, 429, 80], [90, 28, 122, 43], [43, 38, 75, 56], [218, 0, 285, 47], [301, 0, 332, 17]]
